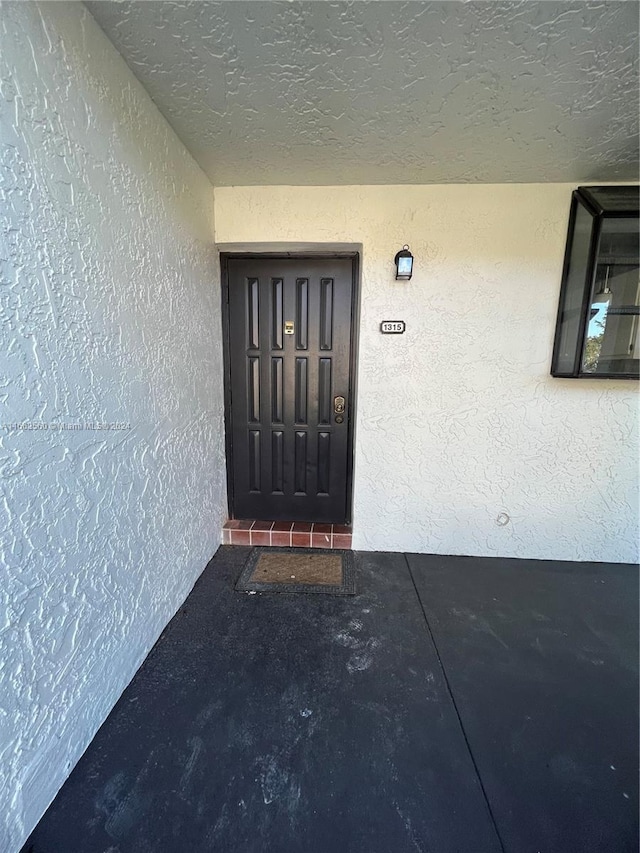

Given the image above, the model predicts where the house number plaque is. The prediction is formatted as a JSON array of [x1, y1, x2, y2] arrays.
[[380, 320, 406, 334]]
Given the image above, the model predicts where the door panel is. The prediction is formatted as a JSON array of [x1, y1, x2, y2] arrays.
[[226, 257, 355, 523]]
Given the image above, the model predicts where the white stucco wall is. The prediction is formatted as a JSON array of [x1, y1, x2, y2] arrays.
[[215, 185, 638, 564], [0, 4, 225, 849]]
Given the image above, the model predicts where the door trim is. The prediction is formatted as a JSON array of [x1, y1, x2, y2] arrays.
[[220, 251, 361, 525]]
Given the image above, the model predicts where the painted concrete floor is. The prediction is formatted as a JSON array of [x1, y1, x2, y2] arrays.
[[22, 547, 638, 853]]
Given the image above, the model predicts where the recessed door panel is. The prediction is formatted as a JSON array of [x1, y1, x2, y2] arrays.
[[318, 359, 332, 425], [226, 256, 356, 523], [247, 279, 260, 349], [294, 430, 308, 495], [271, 278, 283, 351], [271, 431, 284, 494], [296, 278, 309, 351], [319, 278, 334, 350], [248, 430, 261, 492], [247, 357, 260, 423], [271, 357, 283, 423], [295, 357, 308, 424], [317, 432, 331, 495]]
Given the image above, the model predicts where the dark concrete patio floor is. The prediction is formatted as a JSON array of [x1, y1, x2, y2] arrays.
[[22, 547, 638, 853]]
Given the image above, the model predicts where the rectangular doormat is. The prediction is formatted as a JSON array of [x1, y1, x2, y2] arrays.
[[235, 547, 355, 595]]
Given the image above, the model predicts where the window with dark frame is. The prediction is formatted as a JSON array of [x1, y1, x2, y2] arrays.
[[551, 186, 639, 380]]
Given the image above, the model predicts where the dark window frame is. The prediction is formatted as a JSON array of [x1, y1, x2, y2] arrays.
[[551, 186, 639, 380]]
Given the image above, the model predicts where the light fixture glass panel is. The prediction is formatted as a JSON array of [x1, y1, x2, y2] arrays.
[[397, 256, 412, 276]]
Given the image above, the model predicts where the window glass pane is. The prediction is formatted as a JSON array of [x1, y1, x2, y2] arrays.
[[582, 218, 640, 377], [554, 202, 593, 374]]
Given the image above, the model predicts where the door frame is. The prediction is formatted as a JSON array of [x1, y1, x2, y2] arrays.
[[220, 251, 361, 524]]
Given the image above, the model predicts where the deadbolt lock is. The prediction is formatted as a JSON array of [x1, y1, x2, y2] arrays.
[[334, 396, 346, 414]]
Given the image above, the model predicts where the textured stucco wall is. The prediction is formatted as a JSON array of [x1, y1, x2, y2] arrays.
[[215, 185, 638, 564], [86, 0, 640, 186], [0, 4, 225, 849]]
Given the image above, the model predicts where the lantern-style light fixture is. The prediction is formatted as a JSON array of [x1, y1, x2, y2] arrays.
[[394, 245, 414, 280]]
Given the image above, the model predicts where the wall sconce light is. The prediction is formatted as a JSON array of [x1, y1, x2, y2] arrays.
[[394, 245, 414, 280]]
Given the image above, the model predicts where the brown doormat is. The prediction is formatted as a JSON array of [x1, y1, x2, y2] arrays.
[[235, 547, 355, 595]]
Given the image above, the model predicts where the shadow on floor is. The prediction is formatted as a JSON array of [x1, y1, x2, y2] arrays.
[[22, 547, 639, 853]]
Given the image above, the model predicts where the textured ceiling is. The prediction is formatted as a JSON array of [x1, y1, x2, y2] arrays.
[[86, 1, 640, 186]]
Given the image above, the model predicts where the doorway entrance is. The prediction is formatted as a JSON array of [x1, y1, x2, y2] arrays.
[[222, 254, 359, 524]]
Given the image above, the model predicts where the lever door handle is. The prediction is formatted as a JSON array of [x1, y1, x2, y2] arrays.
[[334, 396, 346, 414]]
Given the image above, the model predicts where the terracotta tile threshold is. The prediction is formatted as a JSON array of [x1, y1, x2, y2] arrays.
[[222, 520, 352, 550]]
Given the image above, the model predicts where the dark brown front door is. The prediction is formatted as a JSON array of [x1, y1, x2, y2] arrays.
[[223, 255, 357, 524]]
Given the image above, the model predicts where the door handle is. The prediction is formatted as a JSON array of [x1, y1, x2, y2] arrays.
[[334, 396, 346, 414]]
